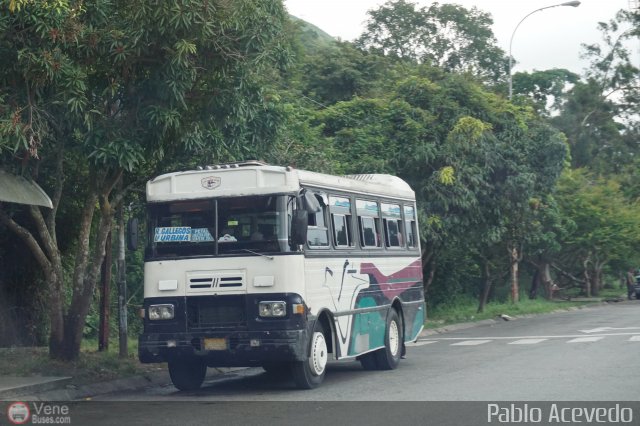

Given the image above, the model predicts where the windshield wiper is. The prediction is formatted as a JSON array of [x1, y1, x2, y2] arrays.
[[239, 249, 274, 260]]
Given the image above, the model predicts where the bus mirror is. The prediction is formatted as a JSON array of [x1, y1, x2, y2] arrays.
[[303, 190, 321, 213], [291, 209, 308, 246], [127, 218, 139, 251]]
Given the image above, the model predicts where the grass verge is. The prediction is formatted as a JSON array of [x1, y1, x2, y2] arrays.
[[0, 338, 165, 386], [426, 289, 626, 329]]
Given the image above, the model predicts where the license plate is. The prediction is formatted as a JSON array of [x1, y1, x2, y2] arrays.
[[204, 338, 227, 351]]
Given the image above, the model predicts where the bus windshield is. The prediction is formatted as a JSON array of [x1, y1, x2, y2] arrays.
[[146, 195, 292, 259]]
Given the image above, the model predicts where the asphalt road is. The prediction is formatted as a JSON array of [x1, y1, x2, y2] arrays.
[[96, 301, 640, 401], [67, 301, 640, 425]]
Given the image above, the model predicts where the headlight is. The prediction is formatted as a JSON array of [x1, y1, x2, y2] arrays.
[[259, 301, 286, 318], [148, 304, 175, 320]]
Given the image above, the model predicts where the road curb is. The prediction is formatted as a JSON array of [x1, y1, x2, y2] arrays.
[[9, 371, 170, 401], [420, 318, 498, 337], [0, 377, 72, 401], [4, 367, 241, 401]]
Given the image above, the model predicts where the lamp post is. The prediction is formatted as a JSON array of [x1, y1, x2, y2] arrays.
[[508, 1, 581, 100]]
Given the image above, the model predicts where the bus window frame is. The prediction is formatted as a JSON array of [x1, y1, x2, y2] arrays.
[[306, 193, 331, 250], [356, 198, 383, 250]]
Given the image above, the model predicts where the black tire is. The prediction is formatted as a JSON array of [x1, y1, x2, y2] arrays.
[[168, 358, 207, 391], [358, 352, 378, 370], [374, 309, 402, 370], [292, 320, 328, 389], [262, 363, 290, 375]]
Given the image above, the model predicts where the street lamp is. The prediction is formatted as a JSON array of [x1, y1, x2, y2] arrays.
[[508, 1, 581, 100]]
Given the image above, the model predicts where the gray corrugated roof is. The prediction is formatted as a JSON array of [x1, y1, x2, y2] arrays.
[[0, 169, 52, 208]]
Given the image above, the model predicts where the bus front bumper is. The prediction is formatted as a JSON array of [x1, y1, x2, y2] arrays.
[[139, 329, 308, 366]]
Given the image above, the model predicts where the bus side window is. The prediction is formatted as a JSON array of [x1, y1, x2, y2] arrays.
[[332, 213, 353, 247], [356, 199, 382, 248], [307, 199, 329, 247], [381, 203, 403, 248], [384, 218, 402, 248], [359, 216, 380, 248], [404, 205, 417, 248]]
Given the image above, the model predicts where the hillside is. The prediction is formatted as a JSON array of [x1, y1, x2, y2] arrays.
[[289, 15, 338, 53]]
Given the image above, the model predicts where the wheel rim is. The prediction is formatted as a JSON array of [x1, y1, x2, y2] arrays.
[[309, 331, 328, 376], [389, 319, 400, 357]]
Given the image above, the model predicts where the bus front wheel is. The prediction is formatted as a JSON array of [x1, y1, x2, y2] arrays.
[[168, 357, 207, 391], [292, 321, 328, 389]]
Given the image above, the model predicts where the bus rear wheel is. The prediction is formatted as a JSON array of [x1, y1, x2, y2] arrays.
[[168, 357, 207, 391], [375, 309, 402, 370], [292, 321, 328, 389], [359, 309, 402, 371]]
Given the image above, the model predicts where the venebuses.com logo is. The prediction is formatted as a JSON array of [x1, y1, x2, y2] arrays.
[[7, 402, 30, 425], [6, 401, 71, 424]]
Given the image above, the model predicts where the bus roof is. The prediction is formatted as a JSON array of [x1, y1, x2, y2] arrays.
[[147, 162, 415, 202]]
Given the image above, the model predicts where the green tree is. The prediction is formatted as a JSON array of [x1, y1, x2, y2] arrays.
[[555, 170, 640, 296], [552, 80, 624, 171], [552, 9, 640, 173], [0, 0, 292, 360], [298, 42, 391, 105], [356, 0, 507, 82], [512, 69, 579, 115], [304, 63, 567, 306]]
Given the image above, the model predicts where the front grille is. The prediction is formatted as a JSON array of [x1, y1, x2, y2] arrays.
[[187, 295, 247, 330], [186, 271, 246, 292]]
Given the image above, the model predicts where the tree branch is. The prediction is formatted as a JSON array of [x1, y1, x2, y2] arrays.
[[0, 205, 51, 272], [551, 263, 584, 285]]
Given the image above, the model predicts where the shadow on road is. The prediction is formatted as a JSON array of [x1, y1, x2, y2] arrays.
[[171, 361, 370, 396]]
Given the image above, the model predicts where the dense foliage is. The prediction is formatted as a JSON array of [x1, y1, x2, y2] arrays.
[[1, 0, 640, 357]]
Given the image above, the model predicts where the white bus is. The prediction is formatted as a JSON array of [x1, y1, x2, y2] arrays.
[[138, 161, 425, 390]]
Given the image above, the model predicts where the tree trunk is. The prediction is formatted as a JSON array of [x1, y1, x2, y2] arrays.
[[424, 258, 436, 295], [47, 264, 66, 357], [509, 246, 519, 303], [117, 201, 128, 359], [62, 194, 115, 360], [583, 256, 592, 298], [99, 230, 112, 351], [540, 262, 554, 300], [421, 247, 435, 294], [592, 261, 606, 297], [529, 268, 540, 300], [0, 204, 67, 359], [477, 261, 492, 313]]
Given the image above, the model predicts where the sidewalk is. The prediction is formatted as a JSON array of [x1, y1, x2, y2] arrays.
[[0, 371, 170, 401]]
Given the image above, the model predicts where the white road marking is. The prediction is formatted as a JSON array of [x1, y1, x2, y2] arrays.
[[629, 336, 640, 342], [580, 326, 640, 334], [423, 331, 640, 341], [407, 340, 438, 346], [451, 340, 492, 346], [566, 337, 605, 343], [508, 339, 548, 345]]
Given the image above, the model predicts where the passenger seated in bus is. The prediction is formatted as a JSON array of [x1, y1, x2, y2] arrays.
[[250, 229, 264, 241], [218, 224, 237, 242], [364, 228, 376, 247]]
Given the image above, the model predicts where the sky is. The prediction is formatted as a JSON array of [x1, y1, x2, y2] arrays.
[[284, 0, 637, 75]]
